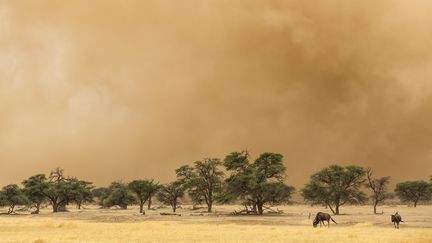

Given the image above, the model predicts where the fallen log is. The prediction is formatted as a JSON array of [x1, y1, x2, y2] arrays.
[[231, 209, 257, 215], [263, 206, 284, 214], [160, 212, 181, 216]]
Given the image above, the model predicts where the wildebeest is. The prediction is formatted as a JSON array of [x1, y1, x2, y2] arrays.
[[313, 212, 337, 227], [391, 212, 404, 229]]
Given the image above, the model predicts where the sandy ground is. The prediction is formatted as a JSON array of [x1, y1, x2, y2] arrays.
[[0, 204, 431, 243]]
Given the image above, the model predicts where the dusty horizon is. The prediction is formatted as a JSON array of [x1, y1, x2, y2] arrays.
[[1, 0, 432, 188]]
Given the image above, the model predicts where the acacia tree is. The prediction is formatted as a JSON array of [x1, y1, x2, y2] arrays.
[[21, 168, 94, 213], [395, 180, 432, 207], [44, 168, 72, 212], [429, 176, 432, 195], [104, 181, 136, 209], [0, 184, 29, 214], [43, 168, 93, 212], [43, 181, 75, 212], [68, 178, 94, 209], [128, 179, 160, 213], [430, 176, 432, 192], [157, 180, 185, 212], [176, 158, 224, 212], [365, 168, 393, 214], [92, 187, 110, 207], [22, 174, 47, 214], [301, 165, 367, 215], [222, 151, 295, 215]]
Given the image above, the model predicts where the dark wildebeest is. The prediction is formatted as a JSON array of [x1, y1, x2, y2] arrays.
[[313, 212, 337, 227], [391, 212, 404, 229]]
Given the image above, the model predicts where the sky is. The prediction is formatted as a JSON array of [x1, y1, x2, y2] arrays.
[[1, 0, 432, 189]]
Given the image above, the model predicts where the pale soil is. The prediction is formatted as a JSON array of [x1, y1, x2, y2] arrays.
[[0, 204, 431, 243]]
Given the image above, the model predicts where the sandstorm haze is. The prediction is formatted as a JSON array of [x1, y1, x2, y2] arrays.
[[1, 0, 432, 187]]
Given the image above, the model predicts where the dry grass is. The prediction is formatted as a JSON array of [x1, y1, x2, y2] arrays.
[[0, 204, 431, 242]]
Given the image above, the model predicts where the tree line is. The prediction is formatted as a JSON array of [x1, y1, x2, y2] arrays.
[[1, 151, 431, 215]]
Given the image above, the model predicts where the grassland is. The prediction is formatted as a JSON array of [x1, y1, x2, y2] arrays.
[[0, 204, 431, 242]]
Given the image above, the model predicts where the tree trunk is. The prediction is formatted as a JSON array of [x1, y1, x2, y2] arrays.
[[148, 196, 152, 210], [208, 189, 213, 212], [139, 200, 144, 213], [35, 203, 41, 214], [373, 201, 378, 214], [8, 204, 15, 214], [257, 202, 264, 215], [172, 202, 177, 212], [207, 201, 213, 212], [328, 204, 336, 215], [52, 201, 58, 213], [77, 202, 81, 210], [335, 204, 340, 215], [414, 200, 417, 207]]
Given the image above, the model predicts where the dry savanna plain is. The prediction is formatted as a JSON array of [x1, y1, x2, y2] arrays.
[[0, 204, 431, 243]]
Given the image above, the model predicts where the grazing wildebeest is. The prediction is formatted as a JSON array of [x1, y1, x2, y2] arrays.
[[313, 212, 337, 227], [391, 212, 404, 229]]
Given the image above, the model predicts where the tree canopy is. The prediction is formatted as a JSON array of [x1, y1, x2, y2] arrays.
[[22, 174, 48, 214], [42, 168, 94, 212], [91, 187, 110, 207], [0, 184, 29, 214], [301, 165, 367, 215], [365, 168, 393, 214], [128, 179, 160, 213], [395, 180, 432, 207], [68, 178, 94, 209], [221, 151, 294, 215], [157, 180, 185, 212], [103, 181, 136, 209], [176, 158, 224, 212]]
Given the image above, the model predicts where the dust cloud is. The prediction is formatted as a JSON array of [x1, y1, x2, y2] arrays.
[[1, 0, 432, 188]]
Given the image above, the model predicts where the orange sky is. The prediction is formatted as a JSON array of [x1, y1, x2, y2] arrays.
[[1, 0, 431, 188]]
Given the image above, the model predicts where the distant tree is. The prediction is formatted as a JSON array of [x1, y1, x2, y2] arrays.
[[104, 182, 136, 209], [429, 176, 432, 191], [43, 181, 75, 212], [92, 187, 110, 207], [365, 168, 393, 214], [221, 151, 295, 215], [68, 178, 94, 209], [176, 158, 224, 212], [128, 179, 160, 213], [23, 168, 95, 213], [145, 181, 160, 210], [40, 168, 94, 212], [301, 165, 367, 215], [157, 180, 186, 212], [45, 168, 71, 212], [0, 184, 29, 214], [395, 180, 432, 207], [22, 174, 48, 214]]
